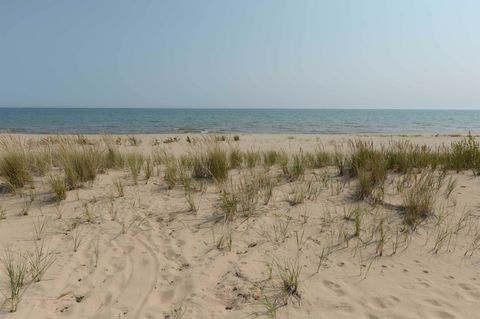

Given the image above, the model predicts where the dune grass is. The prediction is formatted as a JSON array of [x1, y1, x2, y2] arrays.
[[402, 172, 438, 228], [47, 174, 67, 201], [144, 157, 153, 181], [0, 148, 32, 190], [125, 152, 144, 185], [164, 159, 178, 189], [113, 178, 124, 197], [228, 148, 243, 169], [104, 145, 124, 169], [450, 132, 480, 175], [275, 259, 301, 305], [0, 205, 5, 220], [25, 241, 56, 282], [190, 145, 229, 182], [58, 145, 103, 189], [2, 248, 28, 312]]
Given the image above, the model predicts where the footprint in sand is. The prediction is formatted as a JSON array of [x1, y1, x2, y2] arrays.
[[323, 280, 346, 296], [458, 283, 480, 299], [435, 310, 457, 319], [369, 295, 400, 310]]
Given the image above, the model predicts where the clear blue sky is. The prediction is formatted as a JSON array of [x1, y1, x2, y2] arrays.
[[1, 0, 479, 108]]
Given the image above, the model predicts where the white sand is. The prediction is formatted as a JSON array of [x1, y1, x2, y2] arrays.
[[0, 133, 479, 318]]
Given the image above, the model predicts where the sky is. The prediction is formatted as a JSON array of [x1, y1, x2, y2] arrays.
[[0, 0, 480, 109]]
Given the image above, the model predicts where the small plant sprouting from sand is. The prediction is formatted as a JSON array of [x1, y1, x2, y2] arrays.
[[316, 246, 332, 273], [464, 225, 480, 257], [113, 178, 124, 197], [274, 259, 301, 305], [0, 205, 6, 220], [375, 218, 386, 256], [32, 216, 49, 241], [1, 248, 28, 312], [107, 198, 117, 221], [261, 297, 278, 319], [444, 176, 457, 199], [20, 191, 35, 216], [120, 215, 148, 235], [182, 174, 198, 212], [72, 228, 83, 253], [93, 240, 100, 268], [272, 217, 290, 244], [286, 183, 306, 206], [214, 224, 233, 252], [168, 305, 187, 319], [81, 202, 95, 223], [353, 207, 362, 237], [53, 203, 64, 219], [25, 241, 56, 282]]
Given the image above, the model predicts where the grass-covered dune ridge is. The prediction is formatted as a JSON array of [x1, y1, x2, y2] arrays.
[[0, 133, 479, 318]]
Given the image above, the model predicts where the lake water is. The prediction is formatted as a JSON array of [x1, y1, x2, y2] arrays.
[[0, 108, 479, 134]]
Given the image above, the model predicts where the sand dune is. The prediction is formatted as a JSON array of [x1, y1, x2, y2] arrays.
[[0, 133, 480, 318]]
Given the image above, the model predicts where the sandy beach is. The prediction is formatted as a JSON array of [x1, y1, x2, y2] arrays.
[[1, 133, 480, 319]]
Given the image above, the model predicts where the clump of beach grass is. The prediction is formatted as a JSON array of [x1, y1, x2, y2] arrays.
[[402, 172, 438, 228], [312, 147, 333, 168], [47, 174, 67, 201], [262, 150, 281, 167], [125, 152, 144, 185], [58, 145, 103, 189], [1, 248, 28, 312], [25, 241, 56, 282], [274, 259, 301, 305], [449, 132, 480, 175], [0, 205, 6, 220], [350, 140, 387, 202], [244, 150, 261, 168], [30, 149, 52, 176], [208, 146, 228, 182], [144, 157, 153, 181], [228, 148, 243, 169], [190, 145, 229, 182], [0, 142, 32, 190], [286, 178, 320, 206], [104, 145, 124, 170], [164, 159, 178, 189], [283, 151, 306, 181], [182, 173, 198, 212]]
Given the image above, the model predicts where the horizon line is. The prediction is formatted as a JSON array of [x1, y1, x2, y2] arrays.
[[1, 106, 480, 111]]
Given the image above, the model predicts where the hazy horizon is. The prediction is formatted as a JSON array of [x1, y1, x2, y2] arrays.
[[1, 1, 480, 109], [1, 106, 480, 110]]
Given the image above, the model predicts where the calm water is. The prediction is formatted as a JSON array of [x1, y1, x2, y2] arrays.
[[0, 108, 479, 134]]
